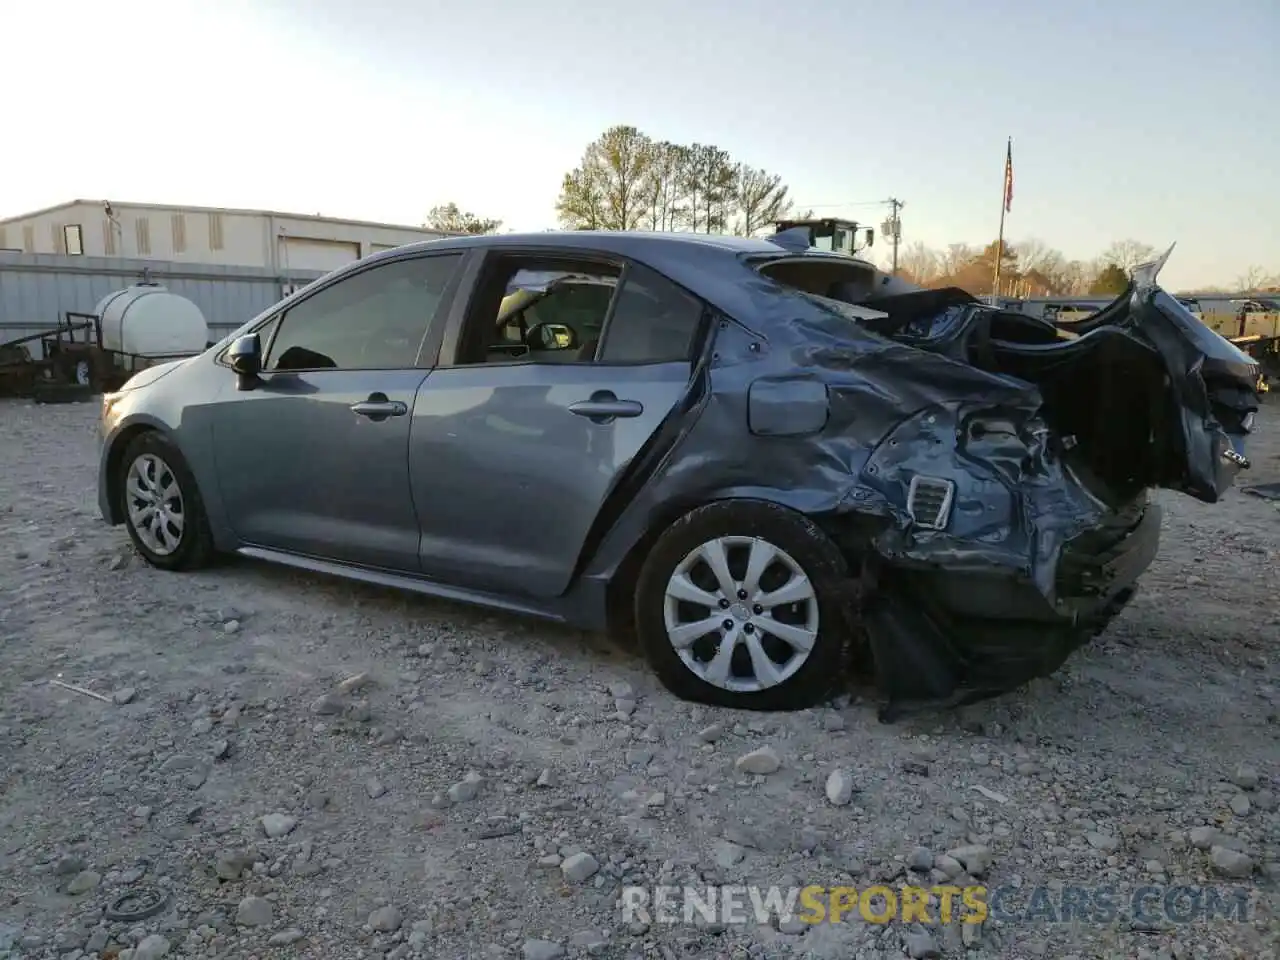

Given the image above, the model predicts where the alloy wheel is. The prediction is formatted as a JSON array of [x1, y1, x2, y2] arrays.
[[662, 535, 819, 693], [125, 453, 186, 556]]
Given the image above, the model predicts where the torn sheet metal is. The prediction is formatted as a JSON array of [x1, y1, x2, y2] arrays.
[[591, 239, 1259, 718]]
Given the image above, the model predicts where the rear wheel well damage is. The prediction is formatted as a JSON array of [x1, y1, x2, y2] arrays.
[[104, 424, 160, 524]]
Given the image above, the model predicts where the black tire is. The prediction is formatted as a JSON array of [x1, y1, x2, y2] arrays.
[[118, 431, 216, 571], [634, 499, 855, 711]]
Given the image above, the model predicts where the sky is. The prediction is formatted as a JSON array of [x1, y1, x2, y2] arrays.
[[4, 0, 1277, 290]]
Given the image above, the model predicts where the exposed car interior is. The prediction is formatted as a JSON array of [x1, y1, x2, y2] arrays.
[[458, 259, 620, 365], [755, 258, 1222, 505]]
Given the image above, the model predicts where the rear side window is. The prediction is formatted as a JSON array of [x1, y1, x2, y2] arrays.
[[266, 254, 462, 371], [597, 263, 704, 364]]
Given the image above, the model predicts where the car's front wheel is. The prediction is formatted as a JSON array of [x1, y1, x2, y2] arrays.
[[634, 500, 854, 711], [118, 431, 215, 571]]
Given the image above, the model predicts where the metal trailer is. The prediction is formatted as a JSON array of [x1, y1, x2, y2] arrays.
[[0, 311, 202, 402]]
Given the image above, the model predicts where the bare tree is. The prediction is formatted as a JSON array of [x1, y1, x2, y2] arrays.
[[1236, 265, 1278, 292], [425, 202, 502, 235], [1100, 239, 1158, 273], [1013, 237, 1058, 275], [639, 141, 687, 231], [555, 164, 609, 230], [556, 126, 653, 230], [732, 164, 791, 236], [939, 243, 977, 277], [680, 144, 736, 233], [896, 241, 940, 285]]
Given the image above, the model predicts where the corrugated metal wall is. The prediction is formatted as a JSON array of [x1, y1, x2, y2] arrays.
[[0, 251, 327, 348]]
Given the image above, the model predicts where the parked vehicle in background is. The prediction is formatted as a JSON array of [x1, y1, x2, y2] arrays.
[[95, 231, 1259, 717], [1176, 297, 1204, 321], [0, 283, 209, 400], [1185, 298, 1278, 397]]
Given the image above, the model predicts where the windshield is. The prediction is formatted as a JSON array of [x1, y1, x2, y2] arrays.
[[807, 229, 854, 255]]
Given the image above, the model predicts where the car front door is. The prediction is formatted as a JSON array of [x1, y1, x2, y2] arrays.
[[408, 254, 707, 598], [209, 252, 464, 570]]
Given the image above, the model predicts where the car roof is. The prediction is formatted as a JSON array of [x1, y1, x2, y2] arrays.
[[364, 229, 834, 264], [339, 230, 883, 331]]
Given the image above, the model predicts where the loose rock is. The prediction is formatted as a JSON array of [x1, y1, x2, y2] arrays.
[[236, 895, 273, 927], [561, 852, 600, 883], [448, 771, 484, 803], [735, 746, 781, 775], [133, 934, 171, 960], [260, 813, 298, 838], [368, 905, 403, 932], [65, 870, 101, 895], [523, 939, 566, 960], [1210, 846, 1254, 878], [825, 768, 854, 806]]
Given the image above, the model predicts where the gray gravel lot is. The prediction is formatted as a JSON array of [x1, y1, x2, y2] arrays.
[[1, 399, 1278, 960]]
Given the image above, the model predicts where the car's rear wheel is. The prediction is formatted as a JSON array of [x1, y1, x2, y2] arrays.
[[634, 500, 854, 711], [118, 431, 215, 571]]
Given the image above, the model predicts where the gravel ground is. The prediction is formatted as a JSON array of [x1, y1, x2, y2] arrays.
[[1, 399, 1278, 960]]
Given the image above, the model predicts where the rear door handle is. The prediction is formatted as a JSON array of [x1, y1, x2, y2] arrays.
[[568, 393, 644, 423], [350, 394, 407, 420]]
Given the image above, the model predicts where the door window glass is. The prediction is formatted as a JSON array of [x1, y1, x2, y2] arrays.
[[266, 254, 462, 371], [597, 263, 704, 364], [470, 262, 621, 364], [462, 257, 704, 366]]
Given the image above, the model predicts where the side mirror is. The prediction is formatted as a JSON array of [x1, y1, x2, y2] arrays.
[[228, 334, 262, 389], [865, 228, 875, 248], [528, 323, 577, 351]]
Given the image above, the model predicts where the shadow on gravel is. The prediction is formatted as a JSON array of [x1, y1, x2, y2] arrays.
[[205, 553, 891, 710]]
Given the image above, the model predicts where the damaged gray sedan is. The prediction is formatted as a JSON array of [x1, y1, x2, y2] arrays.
[[96, 230, 1260, 717]]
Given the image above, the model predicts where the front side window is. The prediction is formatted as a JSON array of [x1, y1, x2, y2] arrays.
[[265, 254, 462, 371]]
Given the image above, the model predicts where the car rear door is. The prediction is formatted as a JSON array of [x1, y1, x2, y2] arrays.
[[208, 252, 464, 570], [408, 254, 707, 598]]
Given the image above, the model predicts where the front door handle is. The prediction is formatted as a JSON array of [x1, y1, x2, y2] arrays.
[[350, 393, 407, 421], [568, 391, 644, 423]]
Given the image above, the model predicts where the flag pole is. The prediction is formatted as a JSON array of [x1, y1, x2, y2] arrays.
[[992, 137, 1011, 301]]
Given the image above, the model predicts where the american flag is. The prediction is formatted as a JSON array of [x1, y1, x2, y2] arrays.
[[1003, 139, 1014, 213]]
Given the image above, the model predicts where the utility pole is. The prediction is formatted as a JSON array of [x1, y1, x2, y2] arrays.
[[883, 198, 904, 274]]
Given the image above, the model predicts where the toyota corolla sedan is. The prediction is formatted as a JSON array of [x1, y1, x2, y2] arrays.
[[97, 230, 1259, 718]]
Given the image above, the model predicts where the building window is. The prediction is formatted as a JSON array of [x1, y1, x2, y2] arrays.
[[103, 220, 117, 255], [22, 225, 34, 252], [63, 224, 84, 256], [136, 218, 151, 255], [52, 223, 65, 254], [208, 212, 224, 250], [171, 213, 187, 253], [0, 226, 7, 249]]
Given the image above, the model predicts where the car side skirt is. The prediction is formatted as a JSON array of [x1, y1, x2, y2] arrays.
[[234, 546, 613, 627]]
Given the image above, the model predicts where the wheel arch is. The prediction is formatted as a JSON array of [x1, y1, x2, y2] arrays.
[[602, 488, 838, 637], [102, 418, 170, 524]]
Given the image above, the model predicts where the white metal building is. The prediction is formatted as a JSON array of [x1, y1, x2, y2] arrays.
[[0, 199, 453, 275]]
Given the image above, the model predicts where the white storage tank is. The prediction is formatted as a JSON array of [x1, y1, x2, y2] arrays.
[[92, 283, 209, 371]]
